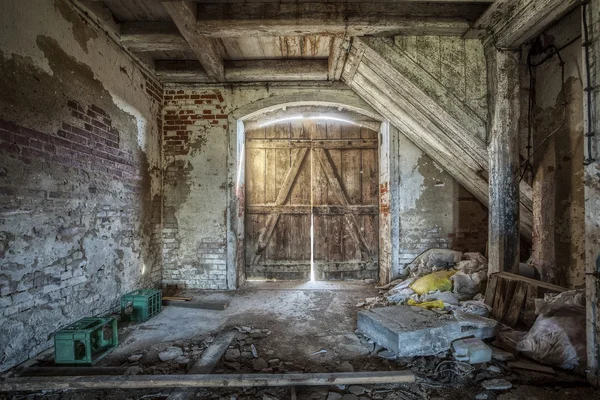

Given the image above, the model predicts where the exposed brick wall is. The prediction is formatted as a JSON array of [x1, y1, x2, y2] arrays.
[[161, 88, 228, 290], [0, 102, 137, 180]]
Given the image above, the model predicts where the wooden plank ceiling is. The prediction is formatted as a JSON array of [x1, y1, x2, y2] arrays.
[[82, 0, 494, 83]]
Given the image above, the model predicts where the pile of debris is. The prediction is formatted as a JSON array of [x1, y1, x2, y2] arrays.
[[358, 249, 490, 316], [219, 326, 295, 374], [356, 247, 589, 394], [119, 337, 212, 375]]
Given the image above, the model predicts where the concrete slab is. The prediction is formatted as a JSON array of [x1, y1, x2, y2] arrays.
[[357, 306, 497, 357]]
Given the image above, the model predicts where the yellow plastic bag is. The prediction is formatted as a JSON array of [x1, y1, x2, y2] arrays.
[[407, 299, 445, 310], [409, 270, 456, 294]]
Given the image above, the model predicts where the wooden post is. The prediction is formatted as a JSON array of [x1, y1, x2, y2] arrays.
[[585, 0, 600, 385], [486, 46, 521, 275]]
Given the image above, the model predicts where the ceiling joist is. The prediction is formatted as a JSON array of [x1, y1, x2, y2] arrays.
[[156, 59, 329, 83], [193, 2, 489, 37]]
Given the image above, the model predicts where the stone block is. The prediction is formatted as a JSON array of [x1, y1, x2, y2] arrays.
[[357, 306, 497, 357]]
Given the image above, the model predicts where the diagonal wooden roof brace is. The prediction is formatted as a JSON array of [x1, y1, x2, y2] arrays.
[[161, 1, 225, 82]]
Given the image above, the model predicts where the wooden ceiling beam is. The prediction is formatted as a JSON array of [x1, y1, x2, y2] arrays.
[[120, 22, 189, 52], [161, 1, 225, 82], [192, 2, 490, 37], [156, 59, 329, 83], [464, 0, 579, 47]]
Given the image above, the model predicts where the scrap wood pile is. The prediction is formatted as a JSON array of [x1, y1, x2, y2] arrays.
[[358, 249, 491, 317]]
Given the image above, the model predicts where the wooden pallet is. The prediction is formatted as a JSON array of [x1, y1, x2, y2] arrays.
[[484, 272, 566, 327]]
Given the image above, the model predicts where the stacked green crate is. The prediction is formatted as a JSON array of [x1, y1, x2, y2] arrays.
[[54, 317, 118, 365], [120, 289, 162, 322]]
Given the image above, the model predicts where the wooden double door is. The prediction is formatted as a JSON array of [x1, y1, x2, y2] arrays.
[[245, 120, 379, 281]]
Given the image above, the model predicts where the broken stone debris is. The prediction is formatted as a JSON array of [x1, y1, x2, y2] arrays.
[[491, 346, 515, 362], [158, 346, 183, 362], [252, 358, 268, 371], [128, 354, 143, 362], [451, 338, 492, 364], [481, 378, 512, 390], [338, 361, 354, 372], [347, 385, 367, 395], [225, 348, 241, 361]]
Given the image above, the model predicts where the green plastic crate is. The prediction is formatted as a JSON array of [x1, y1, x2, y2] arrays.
[[54, 317, 118, 365], [120, 289, 162, 322]]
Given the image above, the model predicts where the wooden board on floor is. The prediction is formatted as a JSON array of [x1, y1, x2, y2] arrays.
[[162, 296, 193, 301], [162, 300, 229, 310], [0, 371, 416, 391], [507, 360, 555, 374], [166, 330, 237, 400], [18, 367, 128, 377]]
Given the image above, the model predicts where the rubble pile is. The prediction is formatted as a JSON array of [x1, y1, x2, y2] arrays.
[[119, 337, 211, 375], [358, 249, 490, 316]]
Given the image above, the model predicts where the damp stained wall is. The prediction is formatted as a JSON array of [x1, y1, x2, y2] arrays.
[[523, 9, 585, 288], [0, 0, 162, 371]]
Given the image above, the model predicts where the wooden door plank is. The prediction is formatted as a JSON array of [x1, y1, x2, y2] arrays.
[[253, 148, 309, 264], [289, 121, 311, 264], [313, 148, 372, 258], [312, 121, 328, 270], [272, 124, 292, 264], [340, 124, 363, 261], [325, 123, 344, 265]]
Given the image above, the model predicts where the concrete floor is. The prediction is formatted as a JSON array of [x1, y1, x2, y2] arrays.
[[7, 282, 600, 399], [105, 281, 381, 369]]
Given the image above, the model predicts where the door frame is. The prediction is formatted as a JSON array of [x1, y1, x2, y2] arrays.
[[226, 100, 400, 289]]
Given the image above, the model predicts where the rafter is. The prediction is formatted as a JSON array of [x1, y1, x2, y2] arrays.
[[464, 0, 578, 47]]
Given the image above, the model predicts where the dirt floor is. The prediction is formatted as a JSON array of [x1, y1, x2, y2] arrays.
[[3, 281, 600, 399]]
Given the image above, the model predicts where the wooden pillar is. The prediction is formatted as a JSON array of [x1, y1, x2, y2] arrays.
[[584, 0, 600, 384], [378, 122, 400, 284], [486, 46, 521, 274]]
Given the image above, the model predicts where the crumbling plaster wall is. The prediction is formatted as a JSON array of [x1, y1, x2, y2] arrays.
[[0, 0, 162, 371], [394, 132, 488, 278], [161, 84, 488, 286], [520, 9, 585, 288]]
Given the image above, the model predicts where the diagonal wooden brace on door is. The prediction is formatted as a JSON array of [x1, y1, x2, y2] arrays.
[[253, 148, 309, 264], [313, 148, 372, 258]]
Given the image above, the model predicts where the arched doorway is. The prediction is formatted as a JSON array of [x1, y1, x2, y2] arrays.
[[226, 94, 399, 288]]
